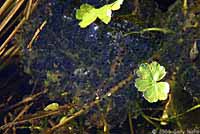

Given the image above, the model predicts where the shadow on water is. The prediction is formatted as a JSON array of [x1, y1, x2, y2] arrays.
[[0, 62, 32, 116]]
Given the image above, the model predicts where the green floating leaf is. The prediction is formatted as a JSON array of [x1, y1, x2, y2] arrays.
[[79, 10, 97, 28], [97, 5, 111, 24], [75, 4, 95, 20], [135, 61, 170, 103], [110, 0, 124, 10], [44, 103, 59, 111], [75, 0, 124, 28], [76, 4, 97, 28]]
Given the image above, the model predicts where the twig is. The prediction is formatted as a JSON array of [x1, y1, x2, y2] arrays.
[[46, 73, 133, 133], [169, 103, 200, 120], [141, 112, 160, 128], [0, 89, 48, 113], [0, 104, 75, 130], [183, 0, 188, 16], [0, 0, 25, 32], [0, 44, 17, 58], [102, 113, 109, 134], [0, 47, 6, 56], [25, 0, 33, 20], [0, 96, 13, 109], [123, 27, 175, 37], [141, 103, 200, 123], [0, 73, 133, 132], [110, 47, 126, 76], [0, 45, 20, 70], [27, 20, 47, 50], [3, 103, 33, 134], [0, 17, 26, 54], [0, 0, 40, 59], [128, 112, 134, 134], [0, 9, 21, 40], [0, 0, 15, 16]]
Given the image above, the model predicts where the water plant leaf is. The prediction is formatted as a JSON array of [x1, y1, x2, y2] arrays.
[[76, 0, 124, 28], [75, 4, 95, 20], [79, 10, 97, 28], [59, 116, 68, 124], [110, 0, 124, 10], [97, 5, 111, 24], [135, 62, 170, 103], [44, 103, 59, 111]]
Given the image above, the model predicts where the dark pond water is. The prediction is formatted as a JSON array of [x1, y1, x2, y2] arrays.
[[0, 0, 200, 133]]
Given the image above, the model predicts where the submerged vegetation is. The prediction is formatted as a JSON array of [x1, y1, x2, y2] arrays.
[[0, 0, 200, 133]]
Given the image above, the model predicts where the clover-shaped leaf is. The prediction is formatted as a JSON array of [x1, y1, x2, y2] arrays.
[[75, 4, 97, 28], [75, 0, 124, 28], [76, 4, 95, 20], [135, 62, 170, 103]]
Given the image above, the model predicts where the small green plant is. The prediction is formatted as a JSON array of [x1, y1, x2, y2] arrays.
[[44, 103, 59, 111], [76, 0, 123, 28], [44, 71, 60, 87], [135, 61, 170, 103]]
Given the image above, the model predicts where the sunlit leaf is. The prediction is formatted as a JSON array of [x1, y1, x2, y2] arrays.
[[59, 116, 68, 124], [79, 10, 97, 28], [44, 103, 59, 111], [143, 82, 170, 103], [135, 61, 170, 103], [97, 5, 111, 24], [75, 4, 97, 28], [75, 0, 124, 28], [111, 0, 124, 10], [76, 4, 95, 20], [135, 79, 153, 92]]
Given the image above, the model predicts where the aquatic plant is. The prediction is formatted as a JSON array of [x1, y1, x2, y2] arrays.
[[2, 0, 200, 133], [76, 0, 123, 28], [135, 61, 170, 103], [44, 103, 59, 111]]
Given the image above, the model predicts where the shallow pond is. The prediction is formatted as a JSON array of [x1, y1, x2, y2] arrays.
[[0, 0, 200, 133]]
